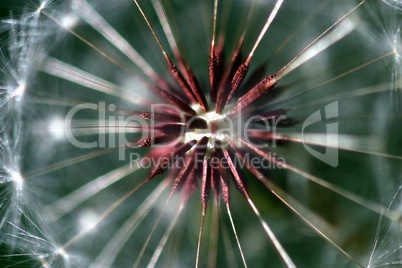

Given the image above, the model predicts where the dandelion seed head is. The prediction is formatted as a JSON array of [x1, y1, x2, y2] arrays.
[[2, 0, 402, 267], [183, 110, 231, 151]]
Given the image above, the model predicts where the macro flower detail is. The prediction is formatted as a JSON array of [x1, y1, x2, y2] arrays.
[[1, 0, 402, 267]]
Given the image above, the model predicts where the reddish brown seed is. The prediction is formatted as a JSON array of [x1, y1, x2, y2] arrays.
[[215, 43, 244, 113], [147, 84, 197, 116], [227, 62, 249, 103], [166, 56, 199, 104], [146, 139, 197, 181], [210, 152, 221, 202], [213, 37, 226, 103], [221, 149, 248, 195], [214, 143, 231, 204], [171, 48, 209, 112], [220, 171, 230, 205], [186, 68, 209, 112], [172, 155, 195, 193], [233, 74, 277, 113], [128, 135, 178, 148], [181, 169, 199, 204], [201, 158, 212, 214], [172, 137, 209, 192], [209, 47, 218, 103]]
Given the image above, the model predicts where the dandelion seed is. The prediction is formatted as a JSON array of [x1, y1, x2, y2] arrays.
[[1, 0, 402, 267]]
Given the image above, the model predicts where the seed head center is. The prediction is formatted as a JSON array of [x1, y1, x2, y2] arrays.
[[184, 111, 229, 154]]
